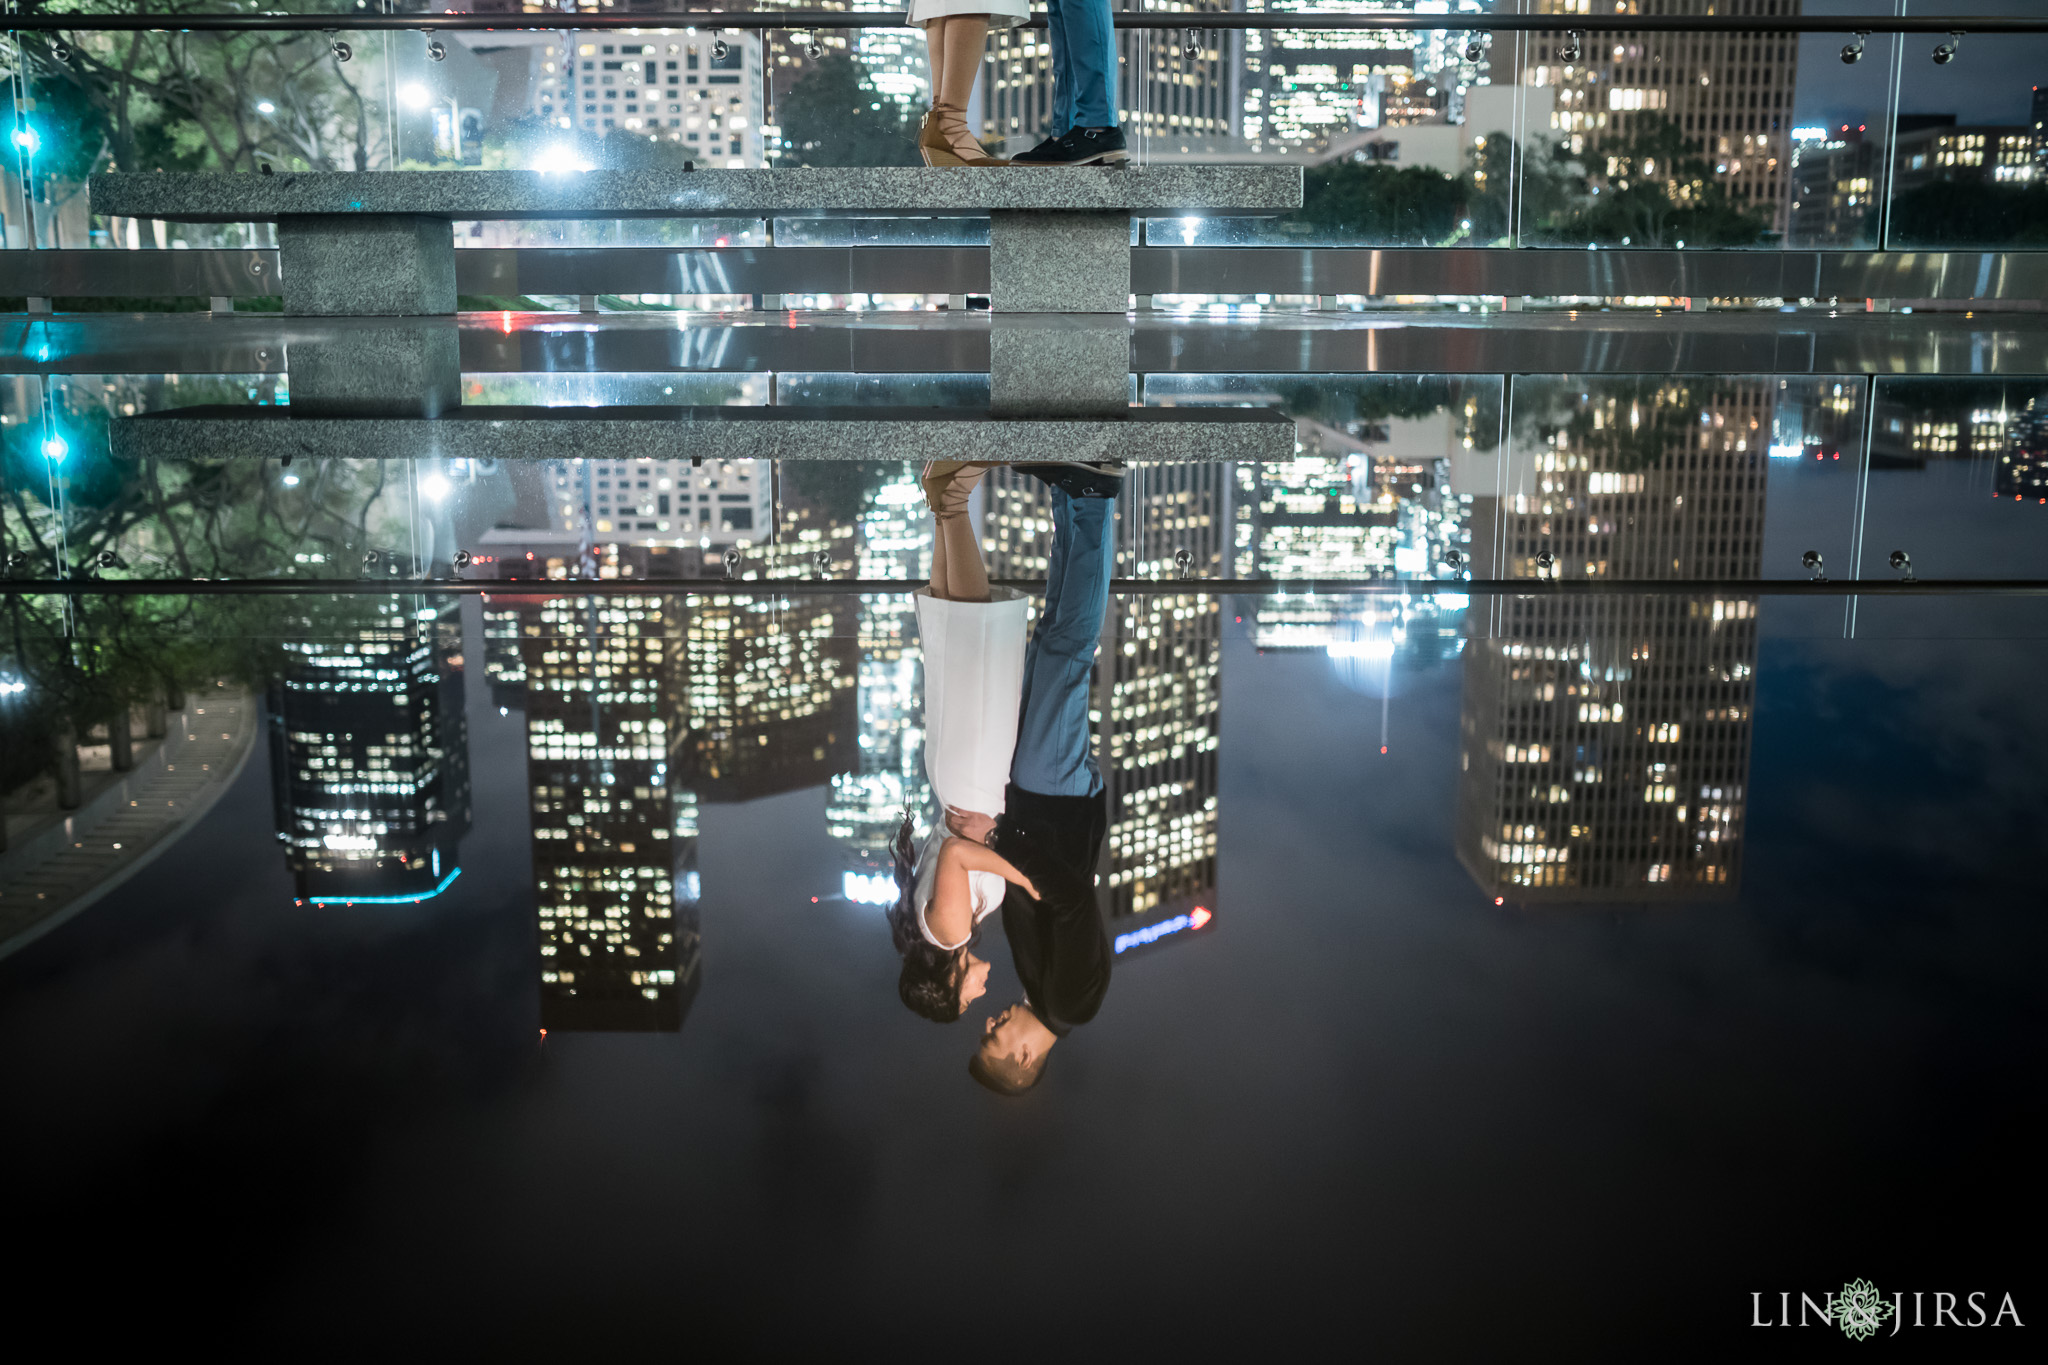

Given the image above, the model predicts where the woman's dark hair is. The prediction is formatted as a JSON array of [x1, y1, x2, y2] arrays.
[[883, 808, 976, 1024]]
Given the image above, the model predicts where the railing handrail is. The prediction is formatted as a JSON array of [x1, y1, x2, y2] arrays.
[[5, 10, 2046, 37], [4, 578, 2045, 599]]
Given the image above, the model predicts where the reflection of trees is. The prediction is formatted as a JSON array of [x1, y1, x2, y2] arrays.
[[1287, 118, 1768, 248], [0, 590, 448, 822], [1884, 182, 2048, 250], [776, 53, 921, 168], [1513, 376, 1713, 474], [1271, 376, 1503, 452], [14, 2, 383, 180], [4, 379, 410, 580], [1541, 116, 1772, 248]]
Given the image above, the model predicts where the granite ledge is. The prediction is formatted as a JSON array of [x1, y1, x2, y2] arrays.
[[111, 403, 1295, 465], [91, 166, 1302, 223]]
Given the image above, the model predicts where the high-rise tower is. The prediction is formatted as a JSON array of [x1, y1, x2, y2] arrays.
[[1454, 377, 1767, 902]]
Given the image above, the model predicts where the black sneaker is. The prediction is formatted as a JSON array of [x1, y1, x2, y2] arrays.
[[1018, 462, 1126, 499], [1012, 126, 1130, 167]]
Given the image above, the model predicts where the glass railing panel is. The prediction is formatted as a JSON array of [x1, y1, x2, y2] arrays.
[[1145, 372, 1503, 590], [1493, 374, 1868, 590], [1856, 376, 2048, 589], [1880, 1, 2046, 249], [1, 371, 440, 582], [1503, 19, 1881, 251]]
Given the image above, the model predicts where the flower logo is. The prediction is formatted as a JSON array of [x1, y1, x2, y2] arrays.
[[1835, 1279, 1894, 1341]]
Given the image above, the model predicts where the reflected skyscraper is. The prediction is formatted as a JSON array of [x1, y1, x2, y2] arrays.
[[268, 600, 470, 906], [984, 465, 1224, 944], [821, 469, 933, 886], [1455, 379, 1766, 902], [521, 595, 699, 1031]]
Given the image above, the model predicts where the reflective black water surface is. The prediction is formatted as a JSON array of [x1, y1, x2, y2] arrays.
[[0, 577, 2041, 1355]]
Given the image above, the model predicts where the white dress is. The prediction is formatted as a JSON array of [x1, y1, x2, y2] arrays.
[[911, 585, 1029, 950], [905, 0, 1030, 31]]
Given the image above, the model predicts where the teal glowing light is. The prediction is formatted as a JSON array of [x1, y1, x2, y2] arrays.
[[41, 434, 69, 464], [11, 126, 39, 156], [307, 866, 461, 906]]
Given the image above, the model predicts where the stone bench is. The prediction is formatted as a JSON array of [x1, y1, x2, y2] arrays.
[[90, 167, 1301, 315], [109, 404, 1296, 466]]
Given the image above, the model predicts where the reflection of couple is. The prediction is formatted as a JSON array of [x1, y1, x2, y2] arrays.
[[885, 459, 1124, 1094]]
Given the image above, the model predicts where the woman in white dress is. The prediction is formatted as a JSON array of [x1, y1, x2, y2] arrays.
[[885, 461, 1040, 1022], [906, 0, 1029, 166]]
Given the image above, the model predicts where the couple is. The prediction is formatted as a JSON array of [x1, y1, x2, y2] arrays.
[[909, 0, 1128, 167], [885, 458, 1126, 1095]]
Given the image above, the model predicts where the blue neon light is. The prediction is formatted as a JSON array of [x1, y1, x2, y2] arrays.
[[1116, 914, 1190, 954], [308, 866, 462, 906]]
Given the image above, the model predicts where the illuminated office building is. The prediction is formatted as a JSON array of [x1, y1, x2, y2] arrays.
[[458, 26, 766, 163], [824, 470, 934, 884], [983, 466, 1224, 925], [268, 601, 471, 906], [1454, 379, 1766, 902], [1998, 400, 2048, 503], [1235, 414, 1472, 653], [546, 457, 771, 551], [680, 594, 858, 803], [1242, 0, 1420, 153], [1511, 0, 1799, 238], [521, 594, 699, 1031]]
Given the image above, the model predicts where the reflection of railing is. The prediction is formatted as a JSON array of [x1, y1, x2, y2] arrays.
[[7, 578, 2046, 599], [9, 245, 2048, 305], [9, 13, 2048, 37]]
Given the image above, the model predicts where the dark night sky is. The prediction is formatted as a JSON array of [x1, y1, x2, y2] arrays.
[[1793, 0, 2047, 131]]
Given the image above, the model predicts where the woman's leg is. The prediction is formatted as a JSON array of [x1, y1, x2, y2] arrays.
[[923, 20, 946, 108], [922, 462, 991, 603], [936, 16, 987, 113]]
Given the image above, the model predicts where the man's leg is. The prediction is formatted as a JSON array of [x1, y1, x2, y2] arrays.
[[1045, 0, 1076, 136], [1013, 487, 1115, 797], [1052, 0, 1117, 130]]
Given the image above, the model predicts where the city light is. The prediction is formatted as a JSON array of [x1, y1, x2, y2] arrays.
[[40, 434, 68, 464], [534, 144, 595, 174], [400, 83, 431, 111], [12, 125, 41, 155], [307, 866, 462, 906], [420, 471, 452, 501], [842, 870, 895, 905], [1327, 638, 1396, 661], [1114, 907, 1214, 955]]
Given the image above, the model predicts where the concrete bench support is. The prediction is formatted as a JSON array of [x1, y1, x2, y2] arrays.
[[989, 211, 1130, 314], [278, 215, 456, 316]]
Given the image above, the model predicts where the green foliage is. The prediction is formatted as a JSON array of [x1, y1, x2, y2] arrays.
[[1297, 163, 1467, 245], [1270, 377, 1505, 452], [1539, 116, 1772, 248], [776, 53, 921, 168], [1514, 376, 1711, 474], [1884, 180, 2048, 248]]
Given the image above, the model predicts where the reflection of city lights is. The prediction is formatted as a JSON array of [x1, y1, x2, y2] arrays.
[[420, 472, 452, 501], [400, 83, 431, 110], [842, 870, 895, 905], [282, 473, 300, 487], [256, 100, 276, 115], [1327, 639, 1395, 660], [41, 435, 68, 463]]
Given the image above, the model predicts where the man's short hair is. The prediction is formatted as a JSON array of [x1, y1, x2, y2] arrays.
[[969, 1046, 1047, 1096]]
